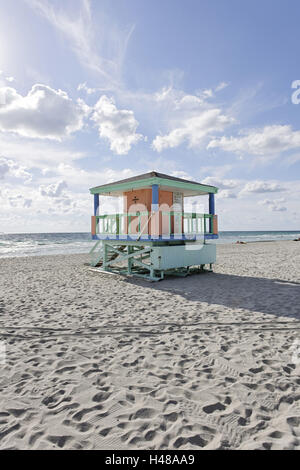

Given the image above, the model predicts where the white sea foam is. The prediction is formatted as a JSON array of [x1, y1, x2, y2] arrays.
[[0, 231, 299, 258]]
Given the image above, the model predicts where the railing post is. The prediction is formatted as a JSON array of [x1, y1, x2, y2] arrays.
[[92, 194, 99, 235], [151, 184, 160, 239], [151, 184, 159, 211], [209, 193, 215, 234]]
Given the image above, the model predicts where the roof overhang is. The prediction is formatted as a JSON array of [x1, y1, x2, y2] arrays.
[[89, 172, 218, 197]]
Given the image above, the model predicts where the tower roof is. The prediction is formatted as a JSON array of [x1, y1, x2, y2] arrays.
[[90, 171, 218, 197]]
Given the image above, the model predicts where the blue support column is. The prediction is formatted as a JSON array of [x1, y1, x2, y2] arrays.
[[209, 193, 215, 233], [151, 184, 159, 240], [151, 184, 159, 211], [94, 194, 99, 216]]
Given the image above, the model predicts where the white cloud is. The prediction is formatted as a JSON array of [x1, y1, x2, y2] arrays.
[[91, 95, 144, 155], [215, 82, 229, 92], [192, 82, 229, 101], [201, 88, 214, 99], [283, 153, 300, 166], [77, 82, 97, 95], [259, 198, 287, 212], [23, 199, 32, 208], [0, 156, 32, 182], [0, 134, 86, 168], [217, 189, 237, 199], [152, 108, 234, 152], [207, 125, 300, 156], [0, 183, 79, 223], [56, 164, 135, 187], [202, 176, 238, 189], [7, 194, 23, 208], [170, 170, 195, 181], [0, 158, 10, 179], [40, 180, 68, 198], [0, 84, 88, 140], [0, 190, 32, 210], [153, 87, 206, 110], [241, 180, 286, 194], [0, 87, 19, 106], [203, 82, 229, 96], [150, 84, 230, 114], [150, 85, 234, 152], [38, 165, 138, 207], [0, 70, 15, 86], [27, 0, 134, 91], [39, 180, 77, 213], [260, 198, 286, 205]]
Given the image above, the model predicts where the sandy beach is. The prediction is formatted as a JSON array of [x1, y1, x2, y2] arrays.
[[0, 240, 300, 450]]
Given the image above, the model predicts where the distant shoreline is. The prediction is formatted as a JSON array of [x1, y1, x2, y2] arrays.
[[1, 232, 300, 259], [0, 238, 299, 260], [1, 230, 300, 235]]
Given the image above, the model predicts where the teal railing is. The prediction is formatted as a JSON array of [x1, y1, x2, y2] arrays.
[[94, 212, 213, 237]]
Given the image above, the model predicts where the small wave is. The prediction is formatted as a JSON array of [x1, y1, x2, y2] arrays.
[[1, 231, 299, 257]]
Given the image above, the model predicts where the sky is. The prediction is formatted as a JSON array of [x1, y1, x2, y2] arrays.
[[0, 0, 300, 233]]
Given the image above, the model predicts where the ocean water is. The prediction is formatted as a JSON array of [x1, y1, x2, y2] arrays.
[[0, 232, 94, 258], [0, 231, 299, 258]]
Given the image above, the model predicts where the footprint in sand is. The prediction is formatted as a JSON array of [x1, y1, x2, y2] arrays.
[[47, 435, 73, 448], [202, 402, 226, 414], [42, 389, 71, 409]]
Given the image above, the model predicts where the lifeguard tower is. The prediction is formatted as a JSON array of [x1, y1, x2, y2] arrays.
[[89, 172, 218, 281]]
